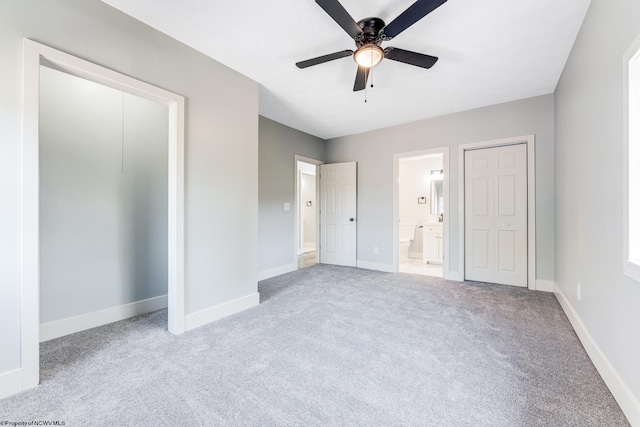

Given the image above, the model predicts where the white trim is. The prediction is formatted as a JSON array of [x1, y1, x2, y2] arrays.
[[258, 263, 298, 281], [554, 284, 640, 426], [535, 279, 554, 293], [21, 40, 186, 392], [623, 34, 640, 284], [168, 98, 186, 335], [294, 155, 323, 267], [39, 295, 168, 342], [457, 135, 537, 290], [0, 369, 23, 400], [357, 260, 395, 273], [21, 38, 41, 393], [393, 148, 451, 279], [184, 293, 260, 331]]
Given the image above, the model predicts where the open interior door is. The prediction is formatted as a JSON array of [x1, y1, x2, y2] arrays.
[[319, 162, 357, 267], [464, 144, 527, 287]]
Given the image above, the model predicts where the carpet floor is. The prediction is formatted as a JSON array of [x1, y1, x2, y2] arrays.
[[0, 265, 629, 426]]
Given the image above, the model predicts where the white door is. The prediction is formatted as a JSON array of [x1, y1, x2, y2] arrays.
[[465, 144, 527, 287], [320, 162, 357, 267]]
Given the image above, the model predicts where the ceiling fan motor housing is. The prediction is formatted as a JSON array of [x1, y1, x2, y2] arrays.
[[356, 17, 386, 45]]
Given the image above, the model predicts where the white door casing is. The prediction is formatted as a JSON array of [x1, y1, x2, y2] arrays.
[[21, 40, 185, 392], [465, 144, 527, 287], [294, 155, 323, 266], [320, 162, 357, 267]]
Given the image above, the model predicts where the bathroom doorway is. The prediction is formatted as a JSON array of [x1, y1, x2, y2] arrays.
[[295, 155, 322, 269], [393, 148, 449, 278]]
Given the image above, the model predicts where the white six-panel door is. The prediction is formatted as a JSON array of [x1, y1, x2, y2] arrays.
[[320, 162, 357, 267], [464, 144, 527, 287]]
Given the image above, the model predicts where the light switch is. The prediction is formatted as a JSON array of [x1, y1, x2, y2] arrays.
[[284, 203, 290, 211]]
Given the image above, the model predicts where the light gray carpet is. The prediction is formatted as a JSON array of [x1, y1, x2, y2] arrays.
[[0, 265, 629, 426]]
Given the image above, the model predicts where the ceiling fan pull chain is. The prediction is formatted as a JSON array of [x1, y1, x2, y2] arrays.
[[371, 65, 374, 88]]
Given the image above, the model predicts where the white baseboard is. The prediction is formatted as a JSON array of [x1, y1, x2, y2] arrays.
[[258, 263, 297, 281], [0, 368, 22, 400], [535, 279, 555, 292], [356, 260, 395, 273], [185, 292, 260, 331], [554, 284, 640, 426], [40, 295, 168, 342]]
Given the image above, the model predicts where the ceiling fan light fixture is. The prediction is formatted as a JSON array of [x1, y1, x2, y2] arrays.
[[354, 45, 384, 68]]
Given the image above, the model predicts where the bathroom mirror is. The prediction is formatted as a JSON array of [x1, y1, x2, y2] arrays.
[[430, 179, 443, 215]]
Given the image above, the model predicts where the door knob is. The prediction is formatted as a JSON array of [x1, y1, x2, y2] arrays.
[[505, 222, 511, 227], [350, 218, 355, 222]]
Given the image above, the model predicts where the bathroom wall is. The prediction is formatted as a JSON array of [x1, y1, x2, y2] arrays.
[[399, 156, 443, 256], [39, 65, 168, 324], [399, 157, 443, 223]]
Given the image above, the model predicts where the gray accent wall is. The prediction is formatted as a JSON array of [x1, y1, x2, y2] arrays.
[[554, 0, 640, 409], [0, 0, 258, 377], [325, 94, 555, 280], [39, 66, 168, 324], [259, 116, 324, 273]]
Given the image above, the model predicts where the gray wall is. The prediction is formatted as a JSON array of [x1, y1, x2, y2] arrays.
[[39, 66, 167, 324], [0, 0, 258, 378], [325, 94, 555, 280], [554, 0, 640, 406], [258, 116, 324, 273]]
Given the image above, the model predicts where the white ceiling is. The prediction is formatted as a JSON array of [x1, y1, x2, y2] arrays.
[[101, 0, 590, 139]]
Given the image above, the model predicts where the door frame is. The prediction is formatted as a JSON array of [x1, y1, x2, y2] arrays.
[[21, 40, 186, 391], [457, 135, 536, 289], [393, 147, 450, 277], [294, 155, 323, 267]]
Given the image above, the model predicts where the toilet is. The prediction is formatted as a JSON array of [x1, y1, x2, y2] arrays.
[[399, 223, 416, 262]]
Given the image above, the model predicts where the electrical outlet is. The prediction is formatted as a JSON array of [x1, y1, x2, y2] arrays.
[[577, 282, 582, 302], [284, 203, 290, 211], [373, 246, 379, 255]]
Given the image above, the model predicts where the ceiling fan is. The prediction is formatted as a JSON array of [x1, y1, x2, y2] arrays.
[[296, 0, 447, 91]]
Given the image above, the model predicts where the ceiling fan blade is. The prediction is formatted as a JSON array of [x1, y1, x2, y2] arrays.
[[315, 0, 363, 39], [353, 66, 370, 91], [382, 0, 447, 40], [296, 50, 354, 69], [384, 47, 439, 69]]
